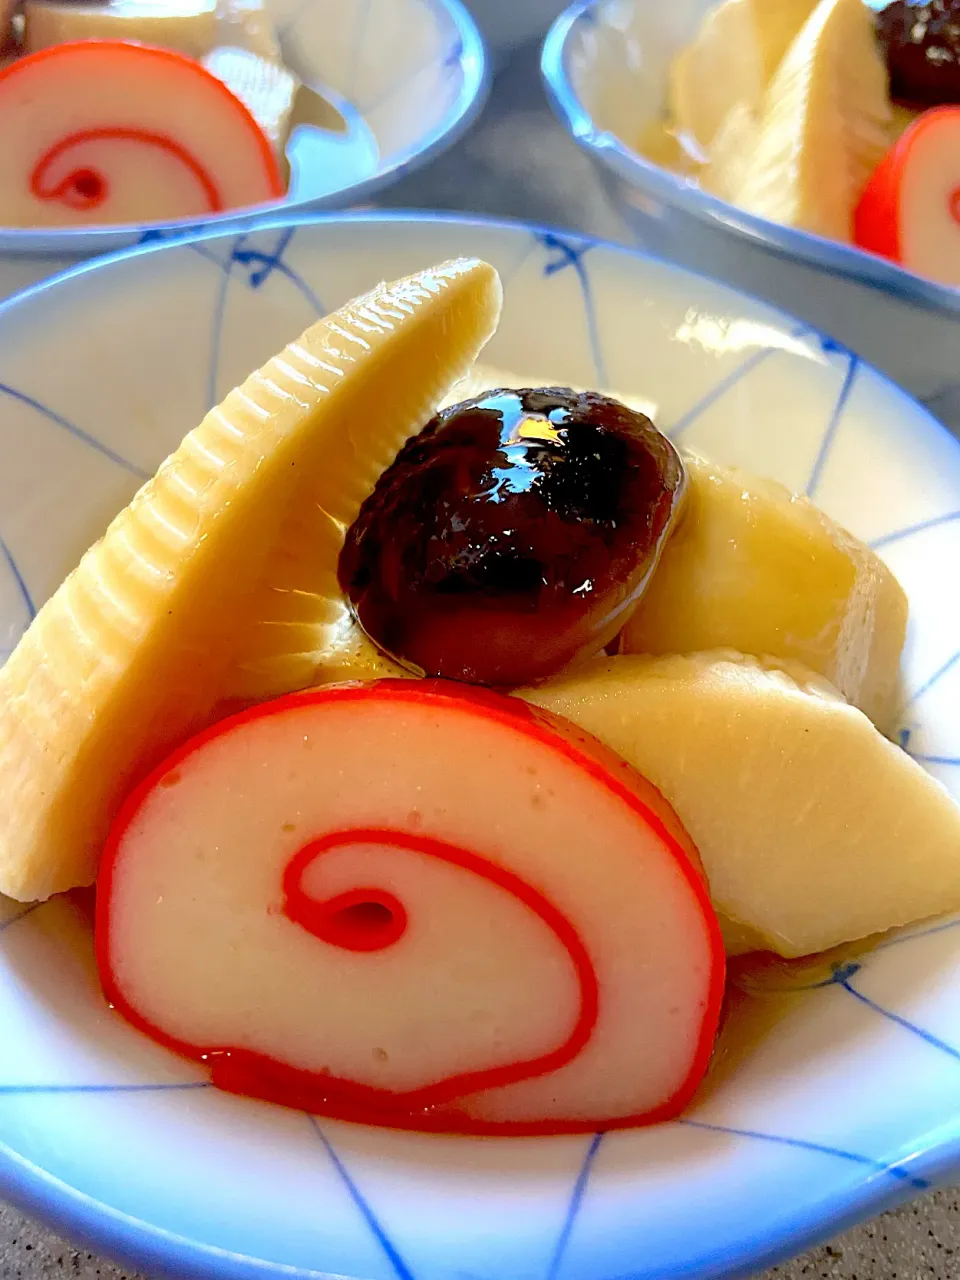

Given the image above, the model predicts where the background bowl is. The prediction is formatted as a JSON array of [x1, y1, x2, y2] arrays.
[[1, 212, 960, 1280], [0, 0, 487, 281], [542, 0, 960, 432]]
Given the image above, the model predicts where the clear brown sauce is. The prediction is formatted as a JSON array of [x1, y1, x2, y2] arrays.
[[697, 932, 887, 1101]]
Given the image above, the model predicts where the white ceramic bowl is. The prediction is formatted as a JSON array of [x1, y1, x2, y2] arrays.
[[0, 0, 487, 272], [1, 212, 959, 1280], [542, 0, 960, 433]]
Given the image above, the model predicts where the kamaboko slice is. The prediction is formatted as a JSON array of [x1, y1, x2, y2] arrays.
[[97, 680, 724, 1134], [0, 259, 502, 901]]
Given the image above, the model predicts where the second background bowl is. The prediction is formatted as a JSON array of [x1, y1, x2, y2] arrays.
[[542, 0, 960, 432]]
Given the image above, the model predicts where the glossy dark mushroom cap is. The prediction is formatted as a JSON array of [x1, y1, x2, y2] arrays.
[[338, 387, 686, 686], [876, 0, 960, 106]]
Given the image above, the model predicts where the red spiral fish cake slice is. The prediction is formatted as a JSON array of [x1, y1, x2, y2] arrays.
[[0, 41, 283, 227], [97, 681, 724, 1135], [854, 107, 960, 288]]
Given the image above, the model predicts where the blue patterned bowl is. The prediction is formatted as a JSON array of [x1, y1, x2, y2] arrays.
[[0, 0, 486, 266], [542, 0, 960, 434], [1, 212, 959, 1280]]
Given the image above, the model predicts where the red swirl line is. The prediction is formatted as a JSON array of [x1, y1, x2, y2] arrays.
[[97, 679, 724, 1136], [284, 870, 409, 954], [262, 826, 599, 1112], [950, 186, 960, 227], [30, 128, 223, 213], [41, 166, 108, 212]]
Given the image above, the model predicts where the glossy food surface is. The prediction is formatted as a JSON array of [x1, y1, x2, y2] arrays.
[[339, 388, 685, 686], [876, 0, 960, 106]]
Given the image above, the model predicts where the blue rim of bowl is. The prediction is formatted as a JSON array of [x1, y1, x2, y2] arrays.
[[0, 208, 958, 1280], [0, 0, 489, 254], [541, 0, 960, 319]]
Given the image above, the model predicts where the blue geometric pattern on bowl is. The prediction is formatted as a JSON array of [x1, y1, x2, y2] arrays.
[[0, 212, 959, 1280], [541, 0, 960, 429], [0, 0, 488, 260]]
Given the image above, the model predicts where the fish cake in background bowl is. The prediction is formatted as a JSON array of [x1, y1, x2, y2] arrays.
[[1, 211, 960, 1279], [0, 0, 487, 292], [542, 0, 960, 433]]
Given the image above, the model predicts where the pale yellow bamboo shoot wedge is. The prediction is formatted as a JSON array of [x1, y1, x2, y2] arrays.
[[0, 259, 502, 901]]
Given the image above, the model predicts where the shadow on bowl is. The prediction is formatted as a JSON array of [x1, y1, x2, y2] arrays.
[[541, 0, 960, 432]]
